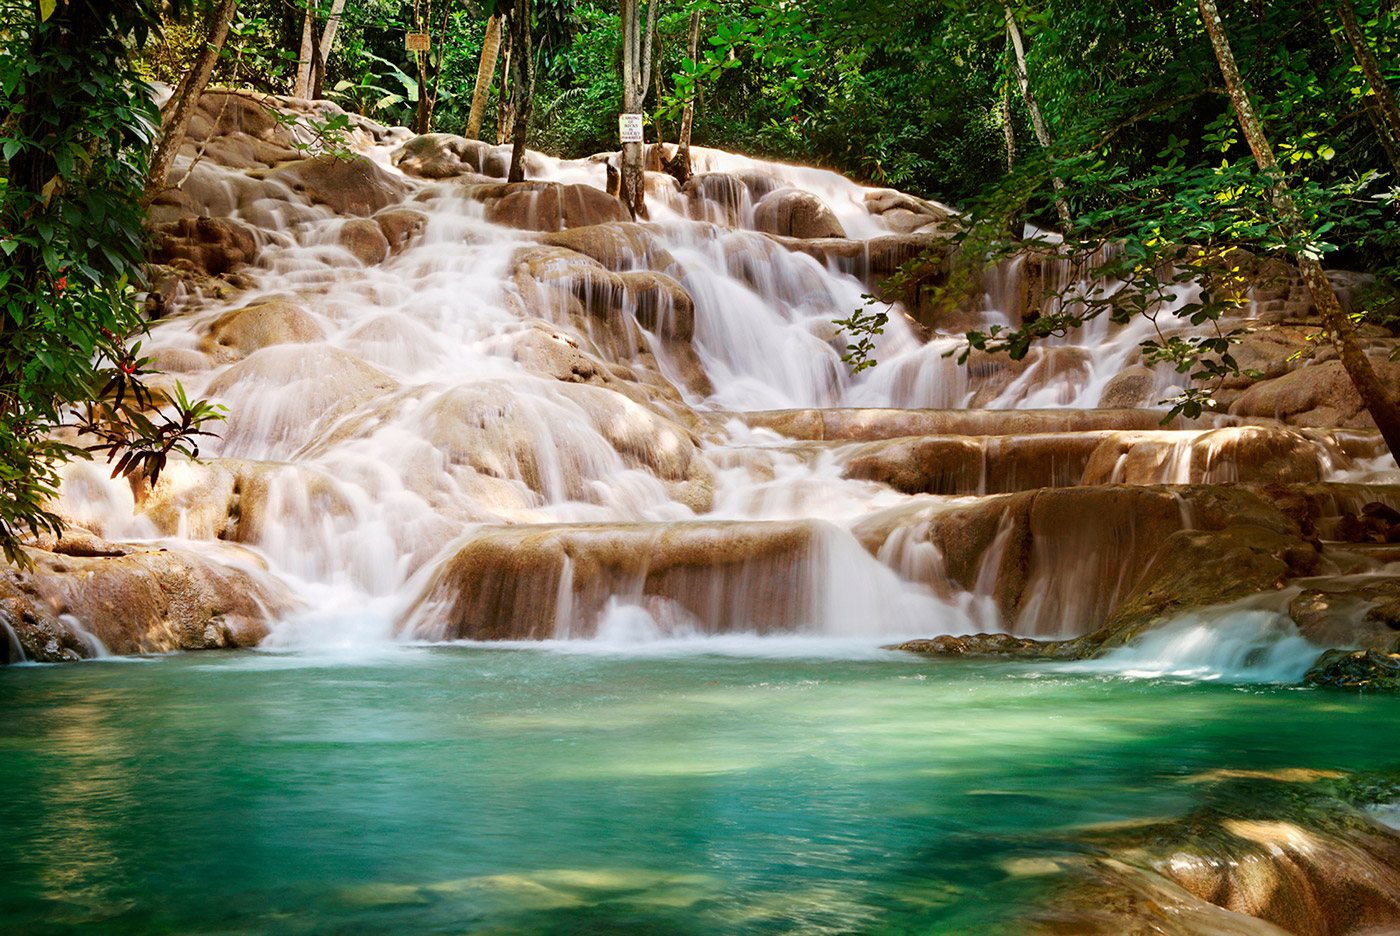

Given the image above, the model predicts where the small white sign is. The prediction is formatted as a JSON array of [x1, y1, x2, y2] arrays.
[[618, 113, 644, 144]]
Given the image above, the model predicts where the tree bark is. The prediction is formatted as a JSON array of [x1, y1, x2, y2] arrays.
[[310, 0, 348, 99], [1200, 0, 1400, 460], [507, 0, 534, 183], [143, 0, 238, 208], [664, 8, 701, 184], [1005, 6, 1070, 226], [293, 2, 316, 99], [1001, 81, 1016, 172], [619, 0, 655, 219], [496, 28, 514, 146], [467, 14, 503, 140], [1336, 0, 1400, 171]]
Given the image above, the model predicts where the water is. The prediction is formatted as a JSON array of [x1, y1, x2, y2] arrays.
[[3, 645, 1397, 935]]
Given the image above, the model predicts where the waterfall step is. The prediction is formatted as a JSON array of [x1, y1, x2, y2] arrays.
[[401, 518, 937, 642], [717, 423, 1385, 495]]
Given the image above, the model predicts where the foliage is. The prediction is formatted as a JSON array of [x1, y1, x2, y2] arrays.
[[0, 0, 223, 566]]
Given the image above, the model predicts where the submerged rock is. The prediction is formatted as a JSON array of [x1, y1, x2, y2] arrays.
[[1033, 771, 1400, 935]]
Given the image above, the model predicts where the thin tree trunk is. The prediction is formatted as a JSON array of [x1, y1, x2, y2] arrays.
[[1200, 0, 1400, 460], [1005, 6, 1070, 226], [507, 0, 534, 182], [1308, 0, 1400, 173], [467, 14, 503, 139], [293, 2, 316, 98], [665, 8, 701, 183], [143, 0, 238, 208], [619, 0, 654, 219], [497, 29, 514, 146], [1002, 81, 1016, 172], [310, 0, 348, 98], [1337, 0, 1400, 170]]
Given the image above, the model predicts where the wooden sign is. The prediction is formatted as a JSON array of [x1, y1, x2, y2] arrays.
[[405, 33, 430, 52], [618, 113, 644, 144]]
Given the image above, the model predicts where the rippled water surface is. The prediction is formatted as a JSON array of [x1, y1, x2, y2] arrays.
[[2, 643, 1397, 935]]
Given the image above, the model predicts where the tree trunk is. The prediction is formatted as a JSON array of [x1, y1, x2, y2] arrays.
[[293, 2, 316, 99], [143, 0, 238, 208], [665, 8, 701, 184], [507, 0, 534, 183], [496, 28, 514, 146], [1001, 81, 1016, 172], [467, 14, 503, 140], [1005, 6, 1070, 226], [310, 0, 348, 99], [1200, 0, 1400, 461], [619, 0, 655, 219], [1336, 0, 1400, 171]]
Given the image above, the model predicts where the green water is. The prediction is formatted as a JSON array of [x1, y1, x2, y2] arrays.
[[2, 643, 1397, 935]]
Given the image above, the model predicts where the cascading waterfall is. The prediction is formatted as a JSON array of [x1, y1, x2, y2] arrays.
[[35, 101, 1399, 672]]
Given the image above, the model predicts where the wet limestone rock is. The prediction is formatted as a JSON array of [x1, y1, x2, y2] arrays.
[[392, 133, 493, 179], [256, 155, 408, 217], [150, 216, 264, 277], [863, 188, 954, 234], [139, 458, 355, 544], [1099, 365, 1158, 409], [842, 432, 1109, 496], [751, 188, 846, 239], [208, 345, 399, 455], [404, 520, 821, 640], [887, 633, 1064, 658], [1036, 774, 1400, 936], [1, 543, 295, 661], [855, 485, 1312, 639], [540, 223, 681, 276], [374, 208, 428, 255], [203, 300, 325, 361], [1080, 426, 1343, 486], [1231, 359, 1400, 429], [1305, 644, 1400, 690], [338, 218, 392, 265], [461, 181, 630, 232]]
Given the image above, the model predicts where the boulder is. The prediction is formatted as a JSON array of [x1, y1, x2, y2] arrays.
[[392, 133, 493, 179], [256, 154, 408, 217], [887, 633, 1061, 658], [540, 223, 680, 275], [1231, 359, 1400, 429], [203, 300, 324, 361], [460, 181, 629, 232], [751, 188, 846, 239], [1, 544, 295, 661], [208, 345, 398, 456], [139, 457, 354, 544], [149, 216, 263, 276], [374, 208, 428, 255], [338, 218, 391, 265], [1099, 365, 1158, 408], [1305, 645, 1400, 690], [1037, 774, 1400, 936]]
